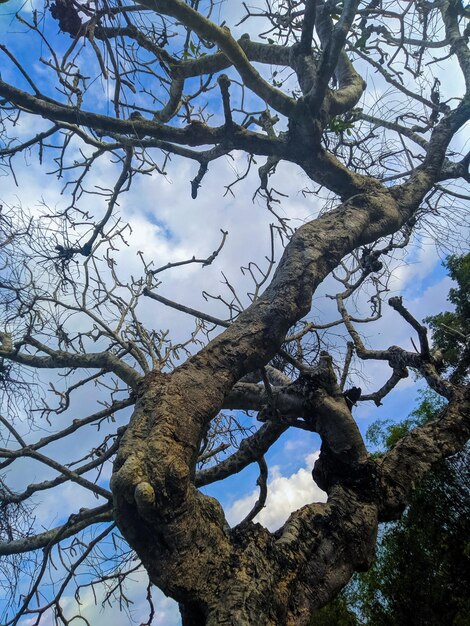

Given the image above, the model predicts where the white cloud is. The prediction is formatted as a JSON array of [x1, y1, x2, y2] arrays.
[[409, 275, 454, 323], [0, 6, 466, 623], [226, 451, 326, 531]]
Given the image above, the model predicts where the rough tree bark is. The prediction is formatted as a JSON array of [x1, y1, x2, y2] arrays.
[[0, 1, 469, 624], [111, 187, 469, 623]]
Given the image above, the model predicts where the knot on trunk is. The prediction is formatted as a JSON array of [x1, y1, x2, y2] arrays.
[[134, 481, 156, 520]]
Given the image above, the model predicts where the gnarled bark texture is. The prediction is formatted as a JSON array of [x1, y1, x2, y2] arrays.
[[111, 185, 470, 624], [0, 0, 469, 623]]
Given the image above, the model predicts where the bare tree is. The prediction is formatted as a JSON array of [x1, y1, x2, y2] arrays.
[[0, 0, 469, 624]]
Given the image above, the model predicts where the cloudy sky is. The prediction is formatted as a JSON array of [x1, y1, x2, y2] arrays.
[[0, 1, 467, 624]]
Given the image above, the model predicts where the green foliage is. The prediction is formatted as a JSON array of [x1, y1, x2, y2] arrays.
[[343, 390, 470, 626], [317, 256, 470, 624], [366, 388, 446, 451], [354, 447, 470, 626], [182, 39, 207, 60], [310, 595, 359, 626], [424, 253, 470, 383], [357, 389, 470, 625], [328, 116, 355, 136]]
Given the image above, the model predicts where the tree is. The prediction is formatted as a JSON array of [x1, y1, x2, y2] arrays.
[[322, 260, 470, 626], [312, 593, 359, 626], [0, 1, 469, 624], [351, 392, 470, 626], [359, 445, 470, 626], [425, 253, 470, 384]]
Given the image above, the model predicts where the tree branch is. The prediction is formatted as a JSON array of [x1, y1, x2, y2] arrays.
[[0, 332, 141, 389], [135, 0, 297, 117], [0, 504, 113, 556]]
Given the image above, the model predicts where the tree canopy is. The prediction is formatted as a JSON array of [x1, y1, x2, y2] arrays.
[[359, 258, 470, 626], [425, 253, 470, 384], [358, 418, 470, 626], [0, 1, 469, 625], [316, 393, 470, 626], [318, 258, 470, 626]]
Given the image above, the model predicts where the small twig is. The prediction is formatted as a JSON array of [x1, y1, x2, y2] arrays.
[[235, 457, 268, 526], [0, 414, 27, 448], [198, 443, 230, 463], [388, 296, 430, 358], [278, 348, 309, 373], [361, 368, 409, 406], [340, 341, 354, 390], [143, 288, 230, 327], [260, 367, 274, 404], [149, 230, 228, 274], [218, 74, 233, 127], [191, 161, 209, 199]]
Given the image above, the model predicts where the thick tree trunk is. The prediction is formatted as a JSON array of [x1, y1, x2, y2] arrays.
[[110, 183, 469, 624], [1, 2, 469, 623]]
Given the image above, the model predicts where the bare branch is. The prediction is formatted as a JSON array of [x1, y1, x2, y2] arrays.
[[0, 504, 113, 556]]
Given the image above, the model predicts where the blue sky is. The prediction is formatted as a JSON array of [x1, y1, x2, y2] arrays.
[[0, 1, 467, 624]]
